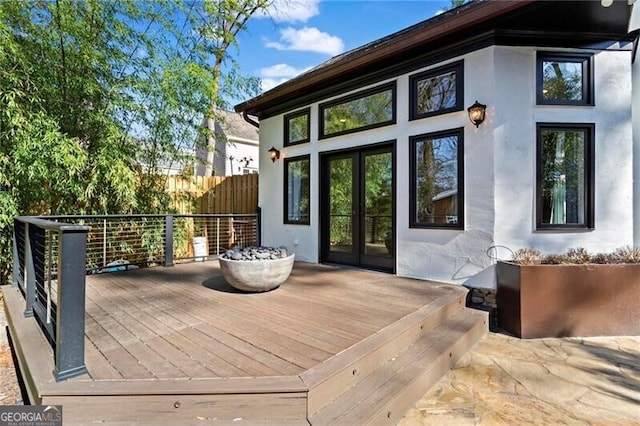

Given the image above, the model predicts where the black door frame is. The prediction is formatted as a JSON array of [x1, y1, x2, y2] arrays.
[[319, 140, 396, 273]]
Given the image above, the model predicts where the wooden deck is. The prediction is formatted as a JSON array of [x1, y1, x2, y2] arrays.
[[4, 261, 487, 424]]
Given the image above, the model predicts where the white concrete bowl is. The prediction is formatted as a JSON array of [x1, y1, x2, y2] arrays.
[[218, 254, 295, 292]]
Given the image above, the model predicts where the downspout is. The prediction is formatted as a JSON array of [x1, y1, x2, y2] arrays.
[[240, 110, 261, 240], [242, 111, 259, 128], [631, 4, 640, 246]]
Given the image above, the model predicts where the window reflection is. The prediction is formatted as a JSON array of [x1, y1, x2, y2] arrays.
[[410, 130, 463, 228], [542, 61, 583, 101], [539, 128, 587, 226], [285, 109, 310, 145], [285, 156, 310, 224], [321, 83, 395, 138], [409, 61, 463, 120]]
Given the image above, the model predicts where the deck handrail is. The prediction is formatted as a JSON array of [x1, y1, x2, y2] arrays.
[[13, 216, 90, 381]]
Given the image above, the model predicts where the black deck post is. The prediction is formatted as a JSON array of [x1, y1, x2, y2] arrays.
[[54, 227, 89, 381], [12, 220, 20, 287], [256, 207, 262, 247], [164, 215, 174, 267], [24, 223, 36, 317]]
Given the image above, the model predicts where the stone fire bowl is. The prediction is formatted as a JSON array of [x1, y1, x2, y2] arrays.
[[218, 254, 295, 292]]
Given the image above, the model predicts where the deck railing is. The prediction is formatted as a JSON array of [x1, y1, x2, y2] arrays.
[[12, 212, 261, 381], [13, 217, 90, 381], [45, 213, 260, 272]]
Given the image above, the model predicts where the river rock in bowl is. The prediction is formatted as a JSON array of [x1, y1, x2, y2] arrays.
[[218, 246, 295, 292]]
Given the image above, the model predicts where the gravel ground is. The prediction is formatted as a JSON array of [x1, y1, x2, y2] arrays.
[[0, 293, 21, 406]]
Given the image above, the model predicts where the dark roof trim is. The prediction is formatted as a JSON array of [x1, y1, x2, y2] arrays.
[[243, 29, 633, 120], [235, 0, 535, 116]]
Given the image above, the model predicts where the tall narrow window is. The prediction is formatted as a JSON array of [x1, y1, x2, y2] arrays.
[[284, 155, 310, 225], [284, 108, 310, 146], [409, 61, 464, 120], [410, 129, 464, 229], [320, 82, 396, 139], [536, 124, 594, 229], [537, 53, 593, 105]]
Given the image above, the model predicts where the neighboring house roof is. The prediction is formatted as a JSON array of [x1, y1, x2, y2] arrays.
[[235, 0, 635, 119], [215, 109, 259, 142]]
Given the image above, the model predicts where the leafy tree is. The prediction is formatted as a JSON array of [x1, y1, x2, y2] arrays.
[[447, 0, 467, 10], [185, 0, 268, 175], [0, 0, 268, 283]]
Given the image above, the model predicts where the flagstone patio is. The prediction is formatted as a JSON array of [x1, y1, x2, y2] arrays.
[[398, 333, 640, 425]]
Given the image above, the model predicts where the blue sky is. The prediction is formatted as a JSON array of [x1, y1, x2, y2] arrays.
[[234, 0, 451, 95]]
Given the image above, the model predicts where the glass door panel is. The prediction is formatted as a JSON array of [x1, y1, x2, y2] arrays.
[[329, 157, 354, 254], [321, 144, 394, 272], [363, 151, 393, 257]]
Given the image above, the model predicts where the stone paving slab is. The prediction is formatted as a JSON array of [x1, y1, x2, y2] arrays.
[[398, 332, 640, 425]]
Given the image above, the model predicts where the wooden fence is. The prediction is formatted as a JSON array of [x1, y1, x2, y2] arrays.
[[165, 174, 258, 214]]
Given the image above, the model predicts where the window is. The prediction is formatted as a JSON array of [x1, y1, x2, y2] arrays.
[[409, 61, 463, 120], [537, 52, 593, 105], [409, 129, 464, 229], [320, 82, 396, 139], [536, 124, 594, 230], [284, 108, 310, 146], [284, 155, 310, 224]]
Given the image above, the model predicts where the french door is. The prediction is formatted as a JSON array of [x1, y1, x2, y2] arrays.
[[320, 144, 395, 272]]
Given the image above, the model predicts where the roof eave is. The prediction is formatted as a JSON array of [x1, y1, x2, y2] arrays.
[[234, 0, 536, 116]]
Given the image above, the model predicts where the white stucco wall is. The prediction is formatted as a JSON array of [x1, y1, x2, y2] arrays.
[[398, 48, 497, 287], [257, 44, 635, 288], [493, 46, 634, 263]]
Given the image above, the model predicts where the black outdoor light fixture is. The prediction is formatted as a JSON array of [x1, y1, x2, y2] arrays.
[[467, 100, 487, 128], [268, 146, 280, 163]]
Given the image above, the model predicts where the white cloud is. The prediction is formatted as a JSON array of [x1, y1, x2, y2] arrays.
[[260, 63, 307, 78], [259, 63, 311, 91], [265, 27, 344, 56], [261, 77, 290, 92], [258, 0, 320, 23]]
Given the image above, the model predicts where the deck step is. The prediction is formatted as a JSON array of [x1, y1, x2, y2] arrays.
[[302, 286, 467, 415], [308, 308, 488, 426]]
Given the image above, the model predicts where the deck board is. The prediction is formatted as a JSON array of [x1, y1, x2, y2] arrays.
[[3, 261, 484, 423], [82, 262, 448, 382], [7, 262, 462, 386]]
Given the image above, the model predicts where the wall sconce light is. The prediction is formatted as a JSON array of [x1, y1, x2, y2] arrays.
[[268, 146, 280, 163], [467, 100, 487, 128]]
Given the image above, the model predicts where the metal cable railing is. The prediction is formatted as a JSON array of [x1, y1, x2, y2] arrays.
[[47, 214, 260, 272], [13, 217, 89, 380]]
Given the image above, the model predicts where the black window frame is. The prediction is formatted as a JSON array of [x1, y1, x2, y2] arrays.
[[536, 123, 595, 230], [409, 61, 464, 121], [536, 52, 594, 106], [283, 154, 311, 225], [409, 128, 465, 230], [319, 82, 396, 139], [284, 107, 311, 147]]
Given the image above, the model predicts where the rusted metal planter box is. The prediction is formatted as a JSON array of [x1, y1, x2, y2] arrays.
[[496, 261, 640, 338]]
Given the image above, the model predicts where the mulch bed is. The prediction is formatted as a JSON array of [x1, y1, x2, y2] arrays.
[[0, 342, 21, 405], [1, 291, 22, 405]]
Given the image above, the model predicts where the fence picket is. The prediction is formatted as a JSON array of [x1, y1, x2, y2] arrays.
[[164, 174, 258, 214]]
